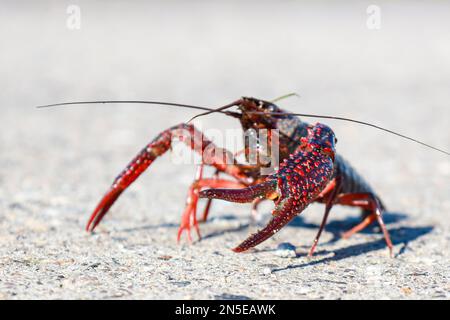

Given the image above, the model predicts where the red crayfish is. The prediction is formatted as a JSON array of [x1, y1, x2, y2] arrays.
[[38, 97, 449, 256]]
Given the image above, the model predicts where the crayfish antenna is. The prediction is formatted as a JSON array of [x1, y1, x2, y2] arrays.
[[270, 92, 300, 103]]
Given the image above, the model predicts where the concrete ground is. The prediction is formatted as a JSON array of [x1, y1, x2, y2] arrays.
[[0, 1, 449, 299]]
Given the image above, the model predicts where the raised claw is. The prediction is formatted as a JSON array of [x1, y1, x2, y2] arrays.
[[86, 187, 125, 232], [86, 129, 172, 232], [86, 123, 248, 232]]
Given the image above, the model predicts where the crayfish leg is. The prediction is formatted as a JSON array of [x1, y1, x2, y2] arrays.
[[338, 192, 394, 257], [308, 178, 342, 257], [199, 169, 219, 222], [250, 198, 265, 221], [177, 174, 246, 242]]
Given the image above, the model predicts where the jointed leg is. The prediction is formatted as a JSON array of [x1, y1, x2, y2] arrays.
[[308, 178, 341, 257], [336, 193, 393, 256], [178, 165, 246, 242], [251, 198, 265, 221], [341, 214, 376, 238], [200, 169, 219, 222], [201, 198, 214, 222], [178, 165, 204, 243]]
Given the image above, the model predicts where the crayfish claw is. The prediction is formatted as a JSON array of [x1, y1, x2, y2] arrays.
[[233, 197, 300, 252], [86, 186, 124, 232]]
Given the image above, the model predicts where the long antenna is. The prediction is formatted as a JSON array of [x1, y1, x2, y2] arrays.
[[249, 111, 450, 156], [35, 100, 238, 117], [187, 100, 242, 122], [36, 100, 449, 156]]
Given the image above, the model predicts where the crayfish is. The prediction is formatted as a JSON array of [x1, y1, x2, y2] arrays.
[[38, 97, 449, 256]]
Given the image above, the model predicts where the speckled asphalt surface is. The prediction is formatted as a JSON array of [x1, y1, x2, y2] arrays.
[[0, 1, 449, 299]]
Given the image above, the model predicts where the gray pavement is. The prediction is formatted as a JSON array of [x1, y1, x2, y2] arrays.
[[0, 1, 449, 299]]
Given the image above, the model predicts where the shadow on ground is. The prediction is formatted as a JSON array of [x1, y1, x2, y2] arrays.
[[114, 211, 433, 267], [288, 211, 409, 244], [271, 225, 433, 272], [118, 214, 244, 234]]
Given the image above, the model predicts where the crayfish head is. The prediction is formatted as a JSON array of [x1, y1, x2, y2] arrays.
[[305, 123, 337, 160], [237, 97, 284, 128]]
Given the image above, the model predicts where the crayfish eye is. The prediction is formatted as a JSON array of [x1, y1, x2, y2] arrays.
[[266, 104, 275, 112], [334, 137, 338, 144]]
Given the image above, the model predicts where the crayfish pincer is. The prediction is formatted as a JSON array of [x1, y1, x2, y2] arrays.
[[37, 97, 449, 256]]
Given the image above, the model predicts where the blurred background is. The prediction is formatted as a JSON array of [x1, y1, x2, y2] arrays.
[[0, 0, 448, 299]]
